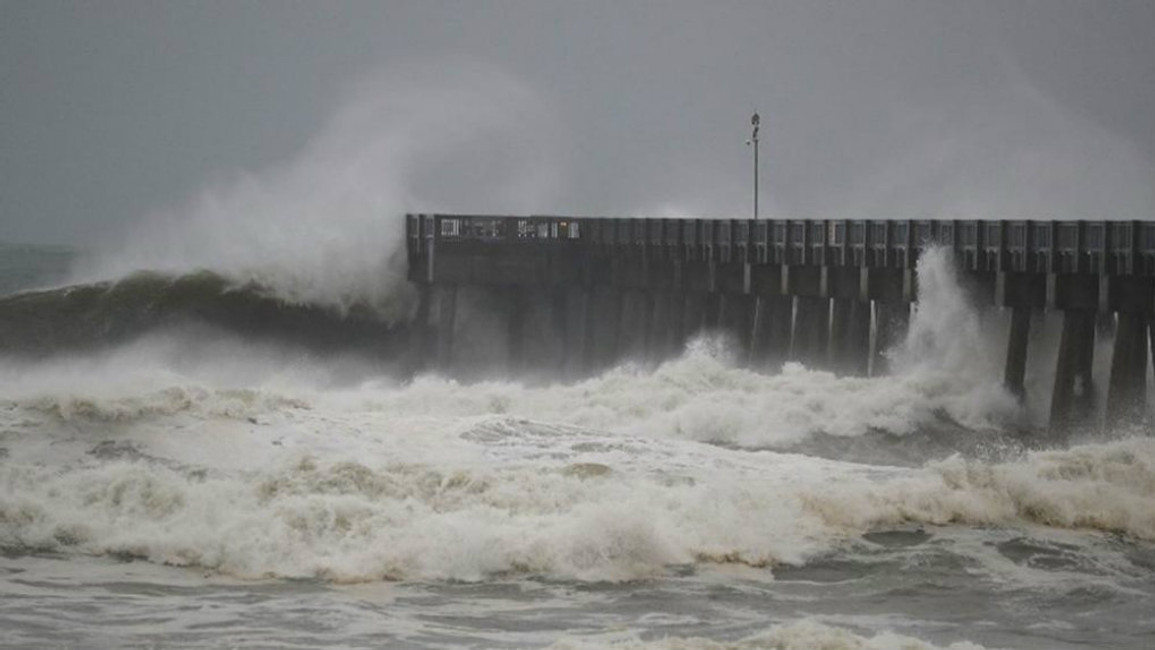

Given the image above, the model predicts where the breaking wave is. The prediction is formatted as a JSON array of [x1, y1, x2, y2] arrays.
[[1, 405, 1150, 583], [0, 270, 411, 359]]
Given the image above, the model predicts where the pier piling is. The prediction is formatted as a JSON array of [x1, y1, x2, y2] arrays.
[[1003, 306, 1032, 400]]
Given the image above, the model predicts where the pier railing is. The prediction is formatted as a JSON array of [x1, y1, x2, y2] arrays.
[[408, 215, 1155, 276]]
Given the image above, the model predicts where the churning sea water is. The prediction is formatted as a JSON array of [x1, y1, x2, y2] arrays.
[[1, 245, 1153, 650]]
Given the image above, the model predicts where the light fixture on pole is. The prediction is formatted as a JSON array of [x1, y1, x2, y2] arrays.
[[747, 112, 760, 220]]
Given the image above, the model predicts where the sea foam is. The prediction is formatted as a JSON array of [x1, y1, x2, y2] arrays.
[[2, 404, 1151, 584], [549, 618, 995, 650]]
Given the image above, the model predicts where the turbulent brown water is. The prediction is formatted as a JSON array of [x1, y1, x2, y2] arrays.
[[1, 246, 1153, 649]]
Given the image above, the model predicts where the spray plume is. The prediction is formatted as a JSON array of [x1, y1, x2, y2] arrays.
[[74, 61, 561, 319]]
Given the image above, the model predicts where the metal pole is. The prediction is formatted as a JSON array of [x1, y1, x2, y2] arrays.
[[754, 130, 759, 220], [750, 112, 760, 220]]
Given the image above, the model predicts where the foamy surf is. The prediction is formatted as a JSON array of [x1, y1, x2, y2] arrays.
[[548, 619, 996, 650], [3, 367, 1152, 585]]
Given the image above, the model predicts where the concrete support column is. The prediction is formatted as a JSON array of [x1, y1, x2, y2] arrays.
[[718, 293, 757, 361], [872, 301, 910, 376], [1003, 306, 1031, 400], [563, 287, 590, 379], [830, 298, 870, 376], [507, 287, 569, 377], [550, 289, 569, 363], [792, 296, 830, 368], [618, 289, 653, 361], [848, 299, 872, 376], [435, 284, 458, 371], [1150, 313, 1155, 397], [586, 287, 622, 371], [704, 293, 722, 330], [750, 294, 793, 371], [648, 291, 681, 361], [1106, 312, 1149, 429], [682, 293, 711, 343], [506, 286, 526, 374], [408, 284, 435, 374], [1050, 309, 1098, 434]]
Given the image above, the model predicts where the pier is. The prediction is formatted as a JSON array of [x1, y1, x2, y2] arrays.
[[406, 215, 1155, 433]]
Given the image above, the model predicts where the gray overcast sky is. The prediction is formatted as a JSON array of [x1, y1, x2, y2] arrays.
[[3, 0, 1154, 246]]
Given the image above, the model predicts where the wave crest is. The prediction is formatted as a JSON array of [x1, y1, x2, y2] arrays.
[[0, 270, 409, 358], [2, 438, 1151, 583], [806, 438, 1155, 541]]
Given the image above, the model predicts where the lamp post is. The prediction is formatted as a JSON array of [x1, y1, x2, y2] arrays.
[[747, 112, 760, 220]]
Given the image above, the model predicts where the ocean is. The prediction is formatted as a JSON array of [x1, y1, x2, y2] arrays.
[[0, 242, 1152, 650]]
